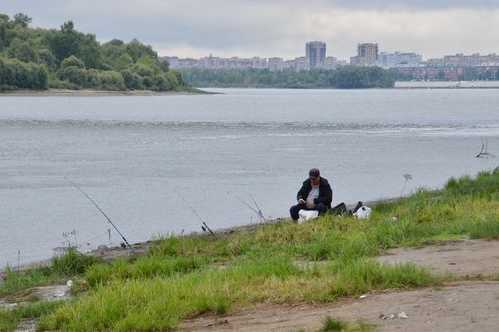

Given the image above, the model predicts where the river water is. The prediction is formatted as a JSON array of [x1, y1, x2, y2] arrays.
[[1, 88, 498, 267]]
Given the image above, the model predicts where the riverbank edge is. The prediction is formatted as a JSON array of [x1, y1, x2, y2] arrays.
[[3, 197, 397, 273], [0, 87, 216, 97]]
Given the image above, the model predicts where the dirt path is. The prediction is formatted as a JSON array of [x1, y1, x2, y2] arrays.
[[181, 239, 499, 332], [377, 239, 499, 278], [181, 282, 499, 332]]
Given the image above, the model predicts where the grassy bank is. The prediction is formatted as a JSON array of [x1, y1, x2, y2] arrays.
[[1, 169, 499, 331]]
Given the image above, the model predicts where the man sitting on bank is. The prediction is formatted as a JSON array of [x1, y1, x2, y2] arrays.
[[290, 168, 333, 221]]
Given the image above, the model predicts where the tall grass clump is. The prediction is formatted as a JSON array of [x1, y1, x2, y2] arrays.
[[0, 267, 55, 297], [52, 248, 100, 276], [85, 255, 209, 287], [320, 317, 347, 331], [328, 259, 436, 298], [320, 316, 374, 332]]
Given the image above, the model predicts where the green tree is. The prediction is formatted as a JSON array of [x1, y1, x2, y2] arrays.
[[126, 39, 156, 62], [77, 34, 102, 69], [114, 53, 133, 70], [180, 67, 394, 89], [38, 49, 57, 69], [0, 15, 8, 51], [47, 21, 81, 62], [7, 38, 38, 63], [13, 13, 31, 27], [121, 69, 143, 90], [0, 11, 186, 92]]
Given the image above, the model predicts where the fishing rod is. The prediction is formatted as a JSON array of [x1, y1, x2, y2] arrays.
[[249, 193, 266, 222], [229, 191, 266, 223], [476, 137, 495, 158], [177, 192, 216, 237], [65, 177, 131, 248]]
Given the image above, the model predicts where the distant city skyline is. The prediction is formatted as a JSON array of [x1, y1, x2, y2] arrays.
[[3, 1, 499, 59], [164, 41, 499, 72]]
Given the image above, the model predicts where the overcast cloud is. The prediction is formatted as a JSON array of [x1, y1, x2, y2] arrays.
[[2, 0, 499, 60]]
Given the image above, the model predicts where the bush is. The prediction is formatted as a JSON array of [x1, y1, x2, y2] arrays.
[[121, 69, 143, 90], [0, 56, 48, 90], [60, 55, 85, 69], [57, 65, 87, 86], [97, 70, 125, 90]]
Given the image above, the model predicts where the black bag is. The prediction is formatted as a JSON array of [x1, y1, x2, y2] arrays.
[[330, 201, 364, 216], [331, 202, 348, 216]]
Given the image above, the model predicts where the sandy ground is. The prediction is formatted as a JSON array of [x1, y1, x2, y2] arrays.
[[181, 239, 499, 332]]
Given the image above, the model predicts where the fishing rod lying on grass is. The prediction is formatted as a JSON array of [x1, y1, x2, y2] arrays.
[[65, 177, 132, 248]]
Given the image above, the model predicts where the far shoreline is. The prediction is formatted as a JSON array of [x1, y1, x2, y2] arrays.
[[0, 88, 217, 97]]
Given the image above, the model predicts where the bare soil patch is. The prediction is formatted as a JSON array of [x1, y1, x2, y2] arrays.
[[181, 240, 499, 332], [181, 282, 499, 332], [377, 239, 499, 278]]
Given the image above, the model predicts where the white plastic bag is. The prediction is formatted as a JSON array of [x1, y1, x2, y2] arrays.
[[298, 209, 319, 223], [353, 206, 372, 219]]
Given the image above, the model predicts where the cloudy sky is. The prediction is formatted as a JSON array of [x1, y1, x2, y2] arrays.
[[3, 0, 499, 60]]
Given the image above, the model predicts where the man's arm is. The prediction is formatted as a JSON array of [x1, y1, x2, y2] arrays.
[[297, 182, 308, 201], [315, 180, 333, 205]]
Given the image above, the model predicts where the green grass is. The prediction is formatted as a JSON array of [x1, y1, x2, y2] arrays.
[[319, 316, 374, 332], [321, 317, 347, 332], [5, 169, 499, 331], [0, 301, 64, 332], [0, 267, 59, 298], [85, 255, 210, 287], [38, 257, 432, 331]]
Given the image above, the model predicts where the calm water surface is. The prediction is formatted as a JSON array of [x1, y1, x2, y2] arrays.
[[1, 88, 498, 267]]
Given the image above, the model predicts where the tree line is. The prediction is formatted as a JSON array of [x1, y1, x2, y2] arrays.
[[0, 13, 185, 91], [392, 67, 499, 82], [180, 66, 396, 89]]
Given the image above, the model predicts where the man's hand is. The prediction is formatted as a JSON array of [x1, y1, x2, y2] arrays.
[[298, 198, 306, 205]]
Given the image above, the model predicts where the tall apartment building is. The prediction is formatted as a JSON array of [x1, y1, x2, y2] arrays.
[[306, 41, 326, 68], [350, 43, 379, 66], [441, 53, 499, 67], [378, 52, 423, 68]]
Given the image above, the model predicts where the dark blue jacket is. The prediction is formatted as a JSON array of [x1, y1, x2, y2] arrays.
[[297, 177, 333, 208]]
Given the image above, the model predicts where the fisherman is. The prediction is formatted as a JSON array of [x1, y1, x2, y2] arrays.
[[289, 168, 333, 221]]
